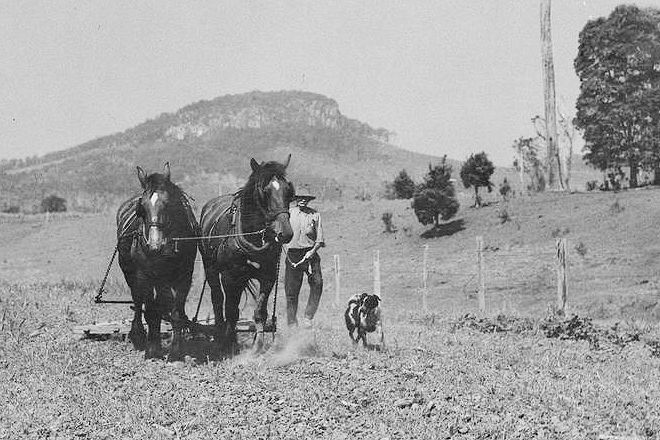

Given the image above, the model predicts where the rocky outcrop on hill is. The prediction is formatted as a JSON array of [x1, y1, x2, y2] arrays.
[[164, 91, 390, 143]]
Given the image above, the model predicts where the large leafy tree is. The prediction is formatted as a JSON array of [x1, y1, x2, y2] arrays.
[[574, 5, 660, 188], [412, 156, 459, 227], [460, 152, 495, 207]]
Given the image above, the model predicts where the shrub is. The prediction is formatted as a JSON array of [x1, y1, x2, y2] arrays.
[[610, 199, 624, 214], [499, 178, 512, 201], [2, 205, 20, 214], [460, 152, 495, 207], [551, 227, 570, 238], [41, 195, 67, 213], [381, 212, 397, 233], [412, 156, 460, 227], [575, 241, 588, 257], [498, 206, 510, 224], [585, 180, 599, 191], [412, 187, 459, 226], [391, 170, 416, 199]]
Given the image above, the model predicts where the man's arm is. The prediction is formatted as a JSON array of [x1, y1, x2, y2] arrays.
[[303, 212, 324, 261]]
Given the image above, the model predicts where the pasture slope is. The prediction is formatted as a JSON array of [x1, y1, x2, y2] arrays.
[[2, 186, 660, 439]]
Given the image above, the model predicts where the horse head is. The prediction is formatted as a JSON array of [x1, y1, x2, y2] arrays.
[[135, 162, 176, 254], [247, 154, 294, 246]]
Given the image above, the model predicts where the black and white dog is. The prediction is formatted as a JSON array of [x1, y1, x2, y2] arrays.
[[344, 292, 382, 347]]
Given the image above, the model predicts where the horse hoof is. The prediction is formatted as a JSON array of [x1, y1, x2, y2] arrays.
[[252, 325, 266, 354], [145, 345, 163, 360], [168, 351, 184, 362], [128, 330, 147, 351]]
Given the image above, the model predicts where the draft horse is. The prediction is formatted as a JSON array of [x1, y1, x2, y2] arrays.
[[199, 155, 294, 352], [116, 163, 198, 360]]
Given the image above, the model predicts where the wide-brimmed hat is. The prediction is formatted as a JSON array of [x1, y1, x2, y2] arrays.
[[293, 194, 316, 201]]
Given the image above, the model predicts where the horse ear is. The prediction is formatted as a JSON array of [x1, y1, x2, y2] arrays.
[[136, 166, 147, 188], [163, 162, 171, 181], [250, 158, 260, 172], [283, 153, 291, 168]]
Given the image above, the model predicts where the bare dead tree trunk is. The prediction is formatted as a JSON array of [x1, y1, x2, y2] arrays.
[[557, 109, 575, 192], [540, 0, 563, 191]]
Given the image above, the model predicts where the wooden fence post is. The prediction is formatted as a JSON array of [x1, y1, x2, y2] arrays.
[[373, 249, 386, 349], [556, 238, 567, 313], [334, 254, 341, 307], [477, 236, 486, 313], [422, 244, 429, 313], [373, 250, 381, 298]]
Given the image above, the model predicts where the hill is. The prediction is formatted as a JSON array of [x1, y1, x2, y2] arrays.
[[0, 91, 452, 213]]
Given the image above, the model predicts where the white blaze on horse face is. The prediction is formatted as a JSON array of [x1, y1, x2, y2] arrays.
[[270, 179, 280, 191], [150, 192, 159, 207]]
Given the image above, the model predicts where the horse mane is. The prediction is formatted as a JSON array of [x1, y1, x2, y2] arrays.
[[143, 173, 180, 196], [236, 161, 288, 200], [141, 172, 197, 232]]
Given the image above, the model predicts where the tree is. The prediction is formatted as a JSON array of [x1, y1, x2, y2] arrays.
[[392, 169, 416, 199], [412, 156, 460, 227], [533, 111, 576, 191], [460, 152, 495, 207], [512, 137, 546, 192], [574, 5, 660, 188], [540, 0, 562, 190]]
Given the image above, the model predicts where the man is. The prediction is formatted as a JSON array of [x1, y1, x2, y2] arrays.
[[284, 193, 325, 329]]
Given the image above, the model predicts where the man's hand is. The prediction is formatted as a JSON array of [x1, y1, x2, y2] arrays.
[[303, 250, 315, 262]]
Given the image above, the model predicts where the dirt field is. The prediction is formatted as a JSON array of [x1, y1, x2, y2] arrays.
[[2, 188, 660, 439]]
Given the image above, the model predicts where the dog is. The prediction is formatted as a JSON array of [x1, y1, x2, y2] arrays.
[[344, 292, 382, 347]]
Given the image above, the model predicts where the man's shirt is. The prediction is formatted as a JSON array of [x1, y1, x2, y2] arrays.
[[288, 206, 325, 250]]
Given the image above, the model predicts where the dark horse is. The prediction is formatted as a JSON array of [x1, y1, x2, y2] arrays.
[[199, 155, 294, 352], [116, 163, 198, 360]]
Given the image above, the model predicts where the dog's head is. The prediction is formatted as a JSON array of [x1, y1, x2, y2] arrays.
[[361, 293, 381, 310]]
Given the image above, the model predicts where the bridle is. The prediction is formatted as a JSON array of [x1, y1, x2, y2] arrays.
[[136, 190, 173, 248], [231, 178, 292, 254]]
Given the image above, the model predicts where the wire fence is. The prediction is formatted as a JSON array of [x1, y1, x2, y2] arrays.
[[317, 237, 660, 321], [97, 235, 660, 322]]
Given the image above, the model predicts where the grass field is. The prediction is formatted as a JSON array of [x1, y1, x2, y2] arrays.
[[2, 186, 660, 439]]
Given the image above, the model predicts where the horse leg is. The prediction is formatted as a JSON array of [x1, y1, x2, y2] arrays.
[[128, 278, 149, 351], [206, 266, 227, 349], [221, 272, 241, 355], [144, 297, 163, 359], [253, 276, 274, 324], [168, 275, 192, 362], [252, 276, 275, 353], [128, 303, 147, 351], [119, 250, 145, 350]]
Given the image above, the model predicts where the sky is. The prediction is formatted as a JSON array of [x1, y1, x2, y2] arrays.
[[2, 0, 660, 166]]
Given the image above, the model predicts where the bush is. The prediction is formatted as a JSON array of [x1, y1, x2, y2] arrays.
[[499, 178, 512, 201], [2, 205, 20, 214], [41, 195, 67, 213], [412, 156, 460, 227], [460, 152, 495, 207], [412, 187, 459, 226], [381, 212, 397, 233], [391, 170, 416, 199], [498, 206, 510, 224], [585, 180, 599, 191], [610, 199, 624, 214], [575, 241, 588, 257]]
